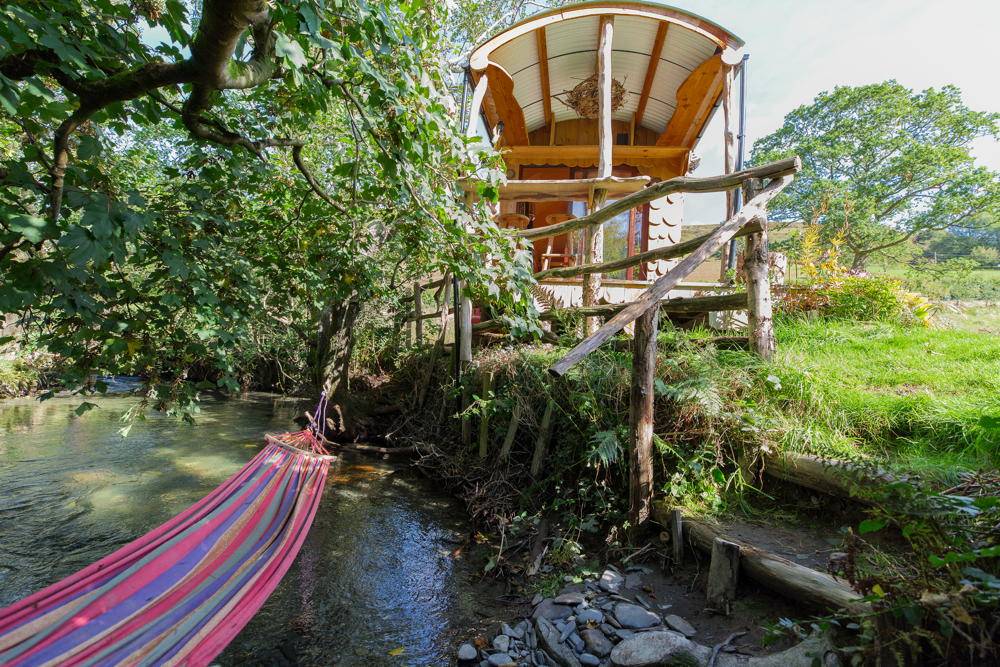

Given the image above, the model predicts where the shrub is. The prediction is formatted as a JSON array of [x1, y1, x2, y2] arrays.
[[824, 276, 906, 321]]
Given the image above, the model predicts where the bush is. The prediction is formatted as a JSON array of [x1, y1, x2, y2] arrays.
[[824, 276, 906, 321], [0, 359, 40, 398], [779, 276, 913, 323]]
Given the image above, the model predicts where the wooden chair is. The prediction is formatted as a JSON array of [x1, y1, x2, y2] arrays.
[[496, 213, 530, 230], [541, 213, 576, 270]]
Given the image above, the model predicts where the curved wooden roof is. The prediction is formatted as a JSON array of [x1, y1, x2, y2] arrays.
[[469, 1, 744, 148]]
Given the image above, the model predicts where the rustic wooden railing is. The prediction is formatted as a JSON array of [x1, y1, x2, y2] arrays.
[[401, 156, 800, 529]]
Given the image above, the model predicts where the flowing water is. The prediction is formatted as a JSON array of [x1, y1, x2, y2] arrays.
[[0, 392, 501, 665]]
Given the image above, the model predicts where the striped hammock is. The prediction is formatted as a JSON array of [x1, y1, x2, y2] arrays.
[[0, 431, 333, 667]]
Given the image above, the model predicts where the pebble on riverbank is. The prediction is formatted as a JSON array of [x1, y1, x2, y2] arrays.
[[455, 566, 840, 667]]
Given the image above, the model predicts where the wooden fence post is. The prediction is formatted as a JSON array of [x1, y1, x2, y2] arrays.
[[706, 537, 741, 614], [743, 178, 775, 359], [477, 371, 494, 458], [412, 282, 422, 345], [628, 303, 659, 527], [530, 398, 555, 477]]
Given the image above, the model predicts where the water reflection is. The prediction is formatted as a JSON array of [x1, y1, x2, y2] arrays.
[[0, 393, 497, 665]]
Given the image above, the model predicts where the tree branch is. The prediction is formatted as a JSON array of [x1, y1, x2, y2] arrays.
[[292, 145, 347, 214]]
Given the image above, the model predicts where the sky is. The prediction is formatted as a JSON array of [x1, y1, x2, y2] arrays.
[[665, 0, 1000, 224]]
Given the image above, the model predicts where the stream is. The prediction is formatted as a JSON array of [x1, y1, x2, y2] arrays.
[[0, 392, 502, 665]]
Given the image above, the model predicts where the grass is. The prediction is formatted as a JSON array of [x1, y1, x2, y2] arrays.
[[732, 316, 1000, 475]]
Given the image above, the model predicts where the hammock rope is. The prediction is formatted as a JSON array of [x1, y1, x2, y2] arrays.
[[0, 397, 335, 667]]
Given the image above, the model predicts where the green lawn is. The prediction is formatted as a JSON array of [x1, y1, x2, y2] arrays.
[[733, 317, 1000, 475]]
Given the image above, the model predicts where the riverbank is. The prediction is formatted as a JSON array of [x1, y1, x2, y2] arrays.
[[367, 311, 999, 663], [0, 358, 40, 399]]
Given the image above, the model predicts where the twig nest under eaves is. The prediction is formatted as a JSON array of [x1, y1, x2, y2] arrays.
[[556, 74, 626, 119]]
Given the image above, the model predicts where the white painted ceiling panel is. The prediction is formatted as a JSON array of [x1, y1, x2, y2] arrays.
[[488, 14, 722, 135]]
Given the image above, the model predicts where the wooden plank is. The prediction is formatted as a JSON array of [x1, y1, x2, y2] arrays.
[[670, 508, 684, 565], [657, 54, 726, 148], [478, 371, 494, 458], [548, 174, 795, 377], [706, 538, 741, 614], [634, 22, 668, 129], [535, 220, 762, 279], [628, 304, 658, 526], [462, 175, 651, 203], [530, 399, 555, 477], [503, 144, 688, 164], [412, 282, 423, 343], [473, 293, 747, 333], [515, 157, 800, 241], [484, 64, 529, 146], [499, 402, 522, 461], [536, 27, 552, 131]]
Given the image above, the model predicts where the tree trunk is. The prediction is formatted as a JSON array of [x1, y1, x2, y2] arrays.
[[312, 297, 361, 431]]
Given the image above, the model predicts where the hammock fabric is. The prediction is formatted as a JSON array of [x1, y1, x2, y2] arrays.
[[0, 430, 333, 667]]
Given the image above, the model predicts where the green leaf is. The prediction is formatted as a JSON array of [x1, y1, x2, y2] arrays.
[[74, 401, 98, 416], [77, 135, 102, 159], [7, 215, 51, 244], [858, 519, 887, 534], [275, 32, 307, 68]]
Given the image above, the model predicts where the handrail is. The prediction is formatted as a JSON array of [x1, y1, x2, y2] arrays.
[[549, 173, 797, 376], [516, 157, 799, 242], [534, 220, 762, 281], [473, 292, 747, 333]]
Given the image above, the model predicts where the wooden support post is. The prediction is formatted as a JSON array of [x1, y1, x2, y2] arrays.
[[720, 64, 737, 280], [583, 15, 614, 335], [530, 398, 555, 477], [477, 371, 493, 458], [670, 508, 684, 565], [628, 304, 658, 527], [706, 537, 741, 615], [743, 178, 775, 359], [499, 402, 522, 461], [412, 282, 422, 344]]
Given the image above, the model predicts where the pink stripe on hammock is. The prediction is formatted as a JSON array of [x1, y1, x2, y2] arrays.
[[0, 430, 333, 667]]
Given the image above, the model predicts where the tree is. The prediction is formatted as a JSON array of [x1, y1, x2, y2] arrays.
[[0, 1, 532, 420], [752, 82, 1000, 271]]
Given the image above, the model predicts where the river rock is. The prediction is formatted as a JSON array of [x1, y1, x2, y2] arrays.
[[502, 622, 523, 640], [555, 592, 587, 606], [536, 617, 583, 667], [493, 634, 511, 653], [663, 615, 696, 638], [581, 628, 614, 657], [567, 631, 585, 653], [576, 608, 604, 627], [487, 653, 516, 667], [609, 630, 711, 666], [533, 599, 574, 621], [613, 603, 660, 629], [599, 569, 624, 593], [579, 654, 601, 667], [458, 643, 479, 662]]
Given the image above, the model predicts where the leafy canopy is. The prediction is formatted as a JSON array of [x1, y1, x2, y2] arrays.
[[0, 0, 535, 411], [752, 82, 1000, 270]]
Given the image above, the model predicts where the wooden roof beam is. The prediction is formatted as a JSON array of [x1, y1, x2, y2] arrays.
[[634, 21, 668, 131], [657, 53, 727, 148], [536, 27, 553, 138], [472, 64, 530, 146]]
